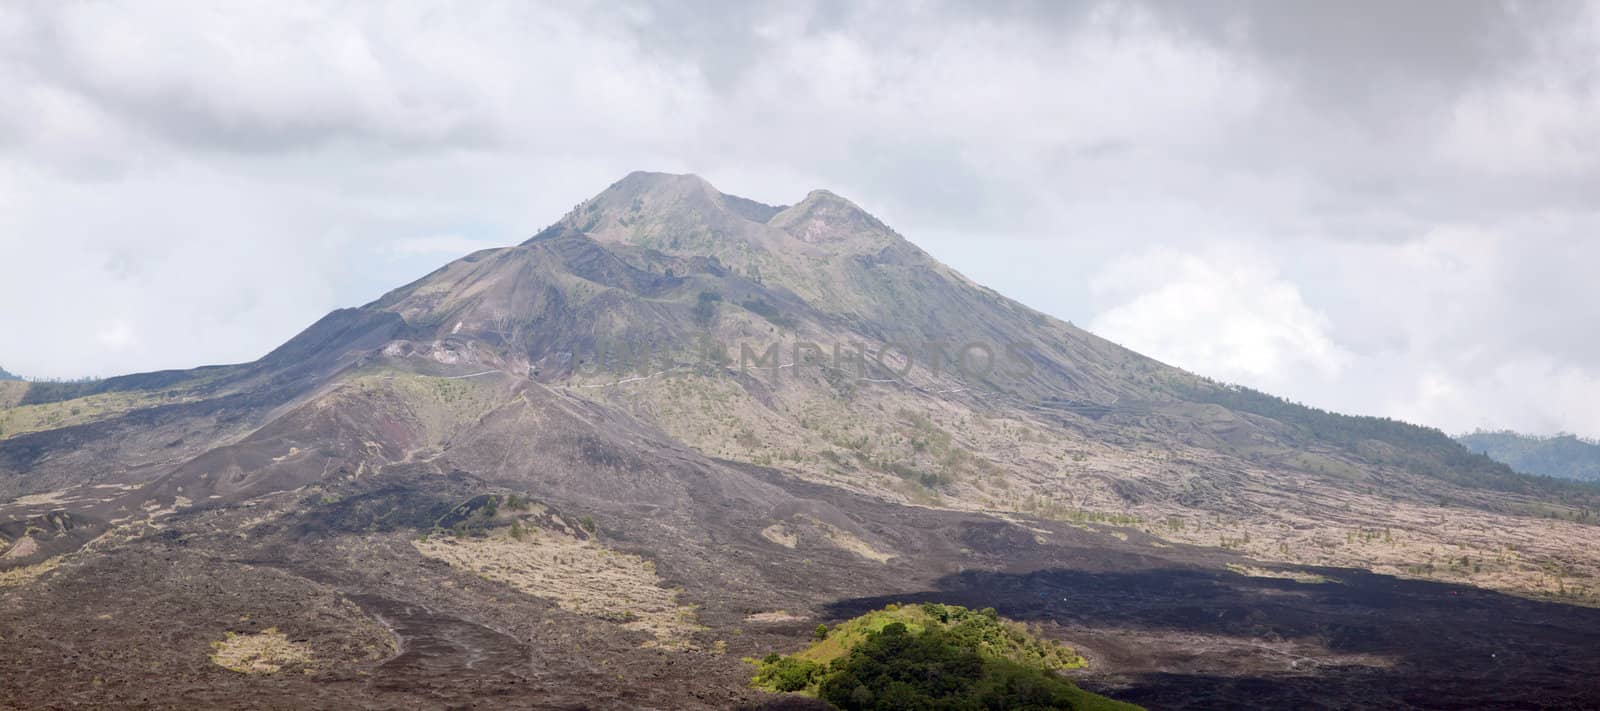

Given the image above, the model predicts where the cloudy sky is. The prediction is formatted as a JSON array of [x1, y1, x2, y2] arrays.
[[2, 0, 1598, 436]]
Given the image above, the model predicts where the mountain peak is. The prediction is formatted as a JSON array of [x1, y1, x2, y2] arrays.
[[587, 171, 729, 217], [769, 186, 895, 245], [801, 187, 847, 202], [531, 170, 783, 247], [610, 170, 719, 196]]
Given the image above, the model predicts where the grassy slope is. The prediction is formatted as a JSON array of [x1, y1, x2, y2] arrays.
[[0, 383, 199, 440]]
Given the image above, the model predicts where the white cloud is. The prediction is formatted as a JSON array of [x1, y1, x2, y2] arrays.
[[1387, 358, 1600, 438], [1088, 247, 1350, 393]]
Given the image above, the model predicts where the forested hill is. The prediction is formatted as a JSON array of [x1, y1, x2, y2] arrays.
[[1458, 430, 1600, 483]]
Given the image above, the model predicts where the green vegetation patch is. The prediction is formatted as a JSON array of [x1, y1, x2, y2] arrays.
[[752, 603, 1139, 710]]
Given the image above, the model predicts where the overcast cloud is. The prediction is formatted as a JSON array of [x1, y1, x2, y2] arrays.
[[2, 0, 1598, 436]]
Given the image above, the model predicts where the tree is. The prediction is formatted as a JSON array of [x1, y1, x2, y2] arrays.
[[752, 656, 821, 692], [814, 623, 829, 640]]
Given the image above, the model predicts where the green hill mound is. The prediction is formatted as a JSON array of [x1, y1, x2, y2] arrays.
[[751, 603, 1141, 710]]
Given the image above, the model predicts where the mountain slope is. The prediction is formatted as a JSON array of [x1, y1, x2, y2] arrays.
[[542, 172, 1553, 497], [3, 172, 1600, 709]]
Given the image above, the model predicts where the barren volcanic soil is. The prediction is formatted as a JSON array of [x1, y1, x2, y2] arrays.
[[4, 456, 1600, 709]]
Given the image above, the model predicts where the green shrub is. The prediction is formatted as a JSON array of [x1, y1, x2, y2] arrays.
[[753, 656, 823, 692], [752, 603, 1124, 709]]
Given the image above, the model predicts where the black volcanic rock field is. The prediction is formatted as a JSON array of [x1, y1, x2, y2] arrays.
[[4, 173, 1600, 709]]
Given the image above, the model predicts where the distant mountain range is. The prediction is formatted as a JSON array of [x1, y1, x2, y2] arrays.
[[0, 366, 20, 381], [1458, 430, 1600, 483]]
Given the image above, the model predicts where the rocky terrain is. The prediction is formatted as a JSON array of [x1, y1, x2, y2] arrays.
[[4, 172, 1600, 709]]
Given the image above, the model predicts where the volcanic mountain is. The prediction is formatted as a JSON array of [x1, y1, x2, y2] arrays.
[[3, 172, 1600, 709]]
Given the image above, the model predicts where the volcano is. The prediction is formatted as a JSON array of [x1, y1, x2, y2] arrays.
[[3, 172, 1599, 709]]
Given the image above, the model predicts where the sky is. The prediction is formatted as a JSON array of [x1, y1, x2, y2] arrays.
[[2, 0, 1599, 436]]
